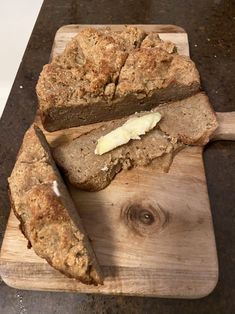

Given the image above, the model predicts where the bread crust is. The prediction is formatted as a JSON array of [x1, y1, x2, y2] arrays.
[[36, 27, 200, 131], [8, 125, 103, 285]]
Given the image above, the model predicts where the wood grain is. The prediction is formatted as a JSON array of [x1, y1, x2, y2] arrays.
[[213, 112, 235, 141], [0, 25, 218, 298]]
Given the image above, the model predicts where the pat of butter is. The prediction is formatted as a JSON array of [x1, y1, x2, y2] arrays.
[[95, 112, 161, 155]]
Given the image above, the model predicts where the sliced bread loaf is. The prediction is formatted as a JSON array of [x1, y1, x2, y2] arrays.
[[8, 125, 103, 285], [36, 27, 200, 131], [53, 93, 218, 191]]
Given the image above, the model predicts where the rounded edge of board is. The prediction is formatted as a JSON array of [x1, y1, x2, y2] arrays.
[[192, 270, 219, 299]]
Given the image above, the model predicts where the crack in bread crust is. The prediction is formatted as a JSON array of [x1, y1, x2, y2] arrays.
[[36, 27, 200, 131]]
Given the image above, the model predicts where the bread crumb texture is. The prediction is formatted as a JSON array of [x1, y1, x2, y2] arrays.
[[53, 93, 218, 191]]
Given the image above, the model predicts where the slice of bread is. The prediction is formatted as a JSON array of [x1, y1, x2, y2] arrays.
[[36, 27, 200, 132], [8, 125, 103, 285], [53, 93, 218, 191]]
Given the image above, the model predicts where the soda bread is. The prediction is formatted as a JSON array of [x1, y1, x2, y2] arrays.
[[8, 125, 103, 285], [53, 93, 218, 191], [36, 27, 200, 131]]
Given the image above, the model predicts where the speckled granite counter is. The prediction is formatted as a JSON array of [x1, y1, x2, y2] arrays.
[[0, 0, 234, 313]]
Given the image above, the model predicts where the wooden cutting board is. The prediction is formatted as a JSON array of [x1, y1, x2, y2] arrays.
[[1, 24, 235, 299]]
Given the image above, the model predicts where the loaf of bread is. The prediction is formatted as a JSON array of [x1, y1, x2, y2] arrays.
[[8, 125, 103, 285], [53, 93, 218, 191], [36, 27, 200, 131]]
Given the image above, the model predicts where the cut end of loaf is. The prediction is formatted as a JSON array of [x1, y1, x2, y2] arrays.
[[53, 92, 218, 192]]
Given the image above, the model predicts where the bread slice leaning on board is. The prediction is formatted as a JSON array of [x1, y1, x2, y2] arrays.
[[53, 92, 218, 192], [8, 125, 103, 285], [36, 26, 200, 131]]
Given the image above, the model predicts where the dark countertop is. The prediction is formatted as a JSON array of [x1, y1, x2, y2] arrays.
[[0, 0, 235, 313]]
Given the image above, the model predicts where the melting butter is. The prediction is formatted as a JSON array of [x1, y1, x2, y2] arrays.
[[95, 112, 162, 155]]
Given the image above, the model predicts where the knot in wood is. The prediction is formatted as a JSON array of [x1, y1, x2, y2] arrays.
[[121, 200, 169, 237]]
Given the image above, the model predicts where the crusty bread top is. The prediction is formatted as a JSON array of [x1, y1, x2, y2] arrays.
[[36, 26, 200, 111], [36, 27, 146, 109], [8, 125, 103, 285], [116, 48, 199, 98]]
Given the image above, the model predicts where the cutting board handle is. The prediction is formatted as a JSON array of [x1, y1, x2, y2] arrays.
[[212, 112, 235, 141]]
